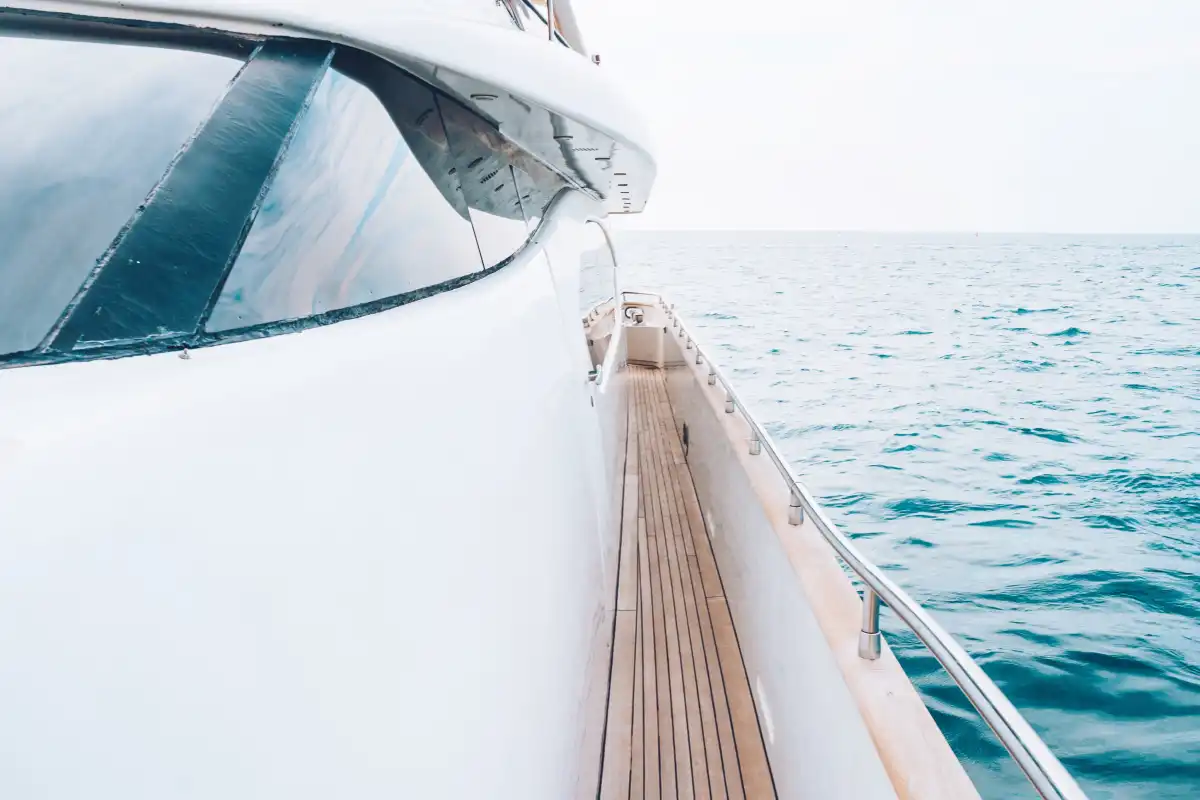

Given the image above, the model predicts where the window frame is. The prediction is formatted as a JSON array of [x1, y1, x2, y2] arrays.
[[583, 219, 624, 389]]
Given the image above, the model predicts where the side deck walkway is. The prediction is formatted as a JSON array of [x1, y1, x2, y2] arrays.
[[600, 366, 776, 800]]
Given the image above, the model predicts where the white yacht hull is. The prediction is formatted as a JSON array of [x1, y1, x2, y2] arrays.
[[0, 195, 623, 799]]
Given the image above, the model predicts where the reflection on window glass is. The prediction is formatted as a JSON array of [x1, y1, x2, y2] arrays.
[[0, 39, 242, 356], [579, 221, 617, 315], [207, 66, 483, 332], [512, 157, 567, 234], [436, 97, 534, 268]]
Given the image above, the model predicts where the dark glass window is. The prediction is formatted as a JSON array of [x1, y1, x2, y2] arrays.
[[0, 38, 242, 356], [437, 97, 532, 268], [207, 65, 484, 331], [0, 28, 564, 367], [512, 156, 569, 234], [580, 221, 618, 315]]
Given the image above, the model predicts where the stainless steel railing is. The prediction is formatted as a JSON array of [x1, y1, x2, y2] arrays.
[[624, 291, 1088, 800], [517, 0, 572, 48]]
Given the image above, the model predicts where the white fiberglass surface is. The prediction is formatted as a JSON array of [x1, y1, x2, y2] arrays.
[[0, 197, 617, 798], [660, 333, 900, 799], [43, 0, 521, 29]]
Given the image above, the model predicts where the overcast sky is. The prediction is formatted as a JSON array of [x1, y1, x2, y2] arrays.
[[577, 0, 1200, 232]]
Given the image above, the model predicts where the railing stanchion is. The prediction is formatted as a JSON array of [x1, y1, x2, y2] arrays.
[[546, 0, 555, 41], [788, 489, 804, 525], [859, 589, 882, 660], [657, 292, 1088, 800]]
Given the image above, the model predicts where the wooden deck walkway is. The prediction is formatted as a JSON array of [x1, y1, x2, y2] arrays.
[[600, 367, 776, 800]]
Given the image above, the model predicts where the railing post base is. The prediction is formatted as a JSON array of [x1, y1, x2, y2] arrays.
[[858, 630, 882, 661], [749, 437, 761, 455], [724, 392, 734, 414], [788, 490, 803, 525]]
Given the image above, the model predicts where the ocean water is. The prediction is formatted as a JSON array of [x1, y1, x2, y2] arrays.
[[615, 231, 1200, 800]]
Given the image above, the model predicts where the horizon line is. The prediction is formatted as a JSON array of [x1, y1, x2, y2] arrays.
[[610, 227, 1200, 236]]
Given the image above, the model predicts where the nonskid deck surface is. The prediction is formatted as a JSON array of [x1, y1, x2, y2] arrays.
[[600, 367, 776, 800]]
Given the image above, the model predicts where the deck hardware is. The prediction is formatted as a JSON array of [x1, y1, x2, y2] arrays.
[[179, 347, 191, 360], [788, 490, 804, 525], [686, 337, 693, 349], [724, 391, 734, 414], [749, 435, 761, 455], [678, 326, 684, 338], [592, 54, 601, 65], [859, 589, 882, 660], [708, 367, 716, 385], [695, 351, 702, 365]]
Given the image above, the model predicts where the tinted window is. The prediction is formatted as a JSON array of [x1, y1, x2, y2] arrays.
[[0, 38, 242, 356], [207, 64, 484, 331], [0, 31, 563, 367], [579, 221, 618, 315], [512, 157, 569, 233], [437, 97, 532, 268]]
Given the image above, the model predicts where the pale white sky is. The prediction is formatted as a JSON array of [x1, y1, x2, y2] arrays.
[[576, 0, 1200, 232]]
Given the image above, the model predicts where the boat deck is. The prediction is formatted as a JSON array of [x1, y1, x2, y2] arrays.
[[600, 367, 776, 800]]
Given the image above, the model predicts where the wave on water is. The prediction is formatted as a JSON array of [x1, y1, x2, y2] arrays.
[[618, 231, 1200, 800]]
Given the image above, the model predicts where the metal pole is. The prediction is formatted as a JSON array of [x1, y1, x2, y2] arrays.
[[708, 367, 716, 386], [859, 589, 882, 660], [749, 435, 761, 455], [546, 0, 555, 41], [724, 391, 735, 414]]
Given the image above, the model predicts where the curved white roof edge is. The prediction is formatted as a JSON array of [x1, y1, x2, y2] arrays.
[[8, 0, 656, 179]]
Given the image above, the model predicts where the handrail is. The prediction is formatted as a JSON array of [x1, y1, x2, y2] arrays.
[[625, 292, 1088, 800], [517, 0, 572, 48]]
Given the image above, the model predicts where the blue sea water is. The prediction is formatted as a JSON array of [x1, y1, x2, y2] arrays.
[[615, 231, 1200, 800]]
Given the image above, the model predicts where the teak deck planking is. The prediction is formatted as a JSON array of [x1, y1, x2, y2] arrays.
[[599, 367, 775, 800]]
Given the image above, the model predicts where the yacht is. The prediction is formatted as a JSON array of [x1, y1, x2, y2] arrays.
[[0, 1, 1087, 798]]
